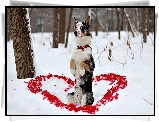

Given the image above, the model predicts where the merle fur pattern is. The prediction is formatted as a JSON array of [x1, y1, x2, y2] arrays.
[[67, 18, 95, 106]]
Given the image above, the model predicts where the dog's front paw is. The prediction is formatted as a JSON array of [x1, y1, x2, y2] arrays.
[[67, 92, 76, 105], [79, 69, 85, 76], [86, 92, 94, 105], [79, 61, 85, 76]]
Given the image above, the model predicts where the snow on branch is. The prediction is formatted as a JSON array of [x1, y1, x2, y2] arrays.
[[117, 8, 121, 12]]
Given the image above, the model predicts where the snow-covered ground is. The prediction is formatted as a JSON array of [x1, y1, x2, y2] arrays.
[[7, 31, 154, 115]]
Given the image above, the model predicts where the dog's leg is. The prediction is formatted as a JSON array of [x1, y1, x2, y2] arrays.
[[67, 86, 83, 106], [80, 57, 94, 106], [68, 59, 77, 105], [80, 76, 94, 106], [67, 92, 77, 105], [79, 61, 85, 76], [83, 62, 91, 72], [79, 61, 92, 76], [70, 59, 76, 75], [73, 83, 83, 106], [74, 93, 82, 106], [81, 93, 87, 105], [81, 92, 94, 106]]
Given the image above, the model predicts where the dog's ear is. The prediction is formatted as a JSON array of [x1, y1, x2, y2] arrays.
[[74, 17, 78, 28], [73, 17, 78, 36], [82, 22, 85, 25], [85, 16, 90, 25]]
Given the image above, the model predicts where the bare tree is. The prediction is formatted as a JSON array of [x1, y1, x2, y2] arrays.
[[139, 8, 142, 33], [121, 8, 124, 31], [150, 8, 154, 33], [121, 8, 135, 37], [9, 8, 35, 79], [65, 8, 73, 48], [134, 8, 139, 31], [85, 8, 89, 19], [116, 8, 121, 39], [53, 8, 60, 48], [95, 8, 98, 36], [91, 8, 106, 32], [7, 8, 11, 41], [29, 8, 33, 14], [59, 8, 66, 44], [104, 8, 108, 32], [142, 8, 147, 43], [147, 8, 150, 35]]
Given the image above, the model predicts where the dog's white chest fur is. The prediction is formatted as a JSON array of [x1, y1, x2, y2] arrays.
[[71, 36, 92, 62], [72, 48, 90, 63], [71, 36, 92, 77]]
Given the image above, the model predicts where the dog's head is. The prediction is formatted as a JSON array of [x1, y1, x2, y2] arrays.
[[74, 16, 92, 37]]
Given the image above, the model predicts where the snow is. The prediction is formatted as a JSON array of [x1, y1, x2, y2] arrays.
[[7, 31, 154, 115]]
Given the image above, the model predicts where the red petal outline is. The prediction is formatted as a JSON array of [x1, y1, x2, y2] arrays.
[[25, 73, 127, 114]]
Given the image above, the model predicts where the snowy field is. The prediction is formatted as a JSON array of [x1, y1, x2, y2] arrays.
[[7, 31, 154, 115]]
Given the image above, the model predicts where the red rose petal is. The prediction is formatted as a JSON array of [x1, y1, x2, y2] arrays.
[[26, 73, 127, 114]]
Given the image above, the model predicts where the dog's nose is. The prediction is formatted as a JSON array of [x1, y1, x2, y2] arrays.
[[77, 31, 81, 34]]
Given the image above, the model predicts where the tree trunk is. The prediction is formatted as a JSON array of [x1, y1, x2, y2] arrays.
[[59, 8, 66, 44], [155, 14, 158, 41], [95, 8, 98, 36], [111, 8, 113, 31], [139, 8, 142, 33], [7, 8, 11, 41], [105, 8, 108, 32], [121, 8, 135, 37], [116, 8, 120, 39], [142, 8, 147, 43], [52, 8, 60, 48], [85, 8, 89, 19], [65, 8, 73, 48], [134, 8, 139, 31], [91, 9, 106, 32], [9, 8, 35, 79], [147, 8, 150, 35], [121, 8, 124, 31], [29, 8, 33, 15], [150, 8, 154, 33]]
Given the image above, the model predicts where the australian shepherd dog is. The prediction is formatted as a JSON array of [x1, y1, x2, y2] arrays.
[[67, 16, 95, 106]]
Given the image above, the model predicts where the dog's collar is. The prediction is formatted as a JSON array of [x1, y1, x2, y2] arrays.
[[77, 45, 90, 50]]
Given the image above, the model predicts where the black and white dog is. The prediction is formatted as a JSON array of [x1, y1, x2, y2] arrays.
[[67, 16, 95, 106]]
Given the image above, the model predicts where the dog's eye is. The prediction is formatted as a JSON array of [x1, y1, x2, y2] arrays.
[[74, 26, 77, 29], [80, 26, 85, 30]]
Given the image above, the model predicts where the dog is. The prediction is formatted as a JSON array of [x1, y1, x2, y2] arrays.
[[67, 16, 95, 106]]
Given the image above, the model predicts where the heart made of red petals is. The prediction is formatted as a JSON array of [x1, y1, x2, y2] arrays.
[[25, 73, 127, 114]]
